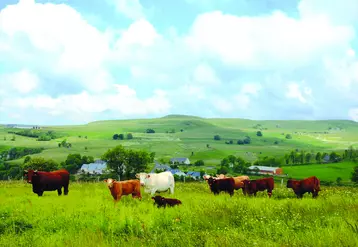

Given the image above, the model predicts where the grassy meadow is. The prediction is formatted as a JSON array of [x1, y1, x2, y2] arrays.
[[0, 181, 358, 247], [1, 115, 358, 182]]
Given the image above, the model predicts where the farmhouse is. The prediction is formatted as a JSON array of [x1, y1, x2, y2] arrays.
[[248, 166, 283, 175], [79, 160, 107, 175], [170, 157, 191, 165]]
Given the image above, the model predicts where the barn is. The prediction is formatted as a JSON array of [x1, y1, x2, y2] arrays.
[[248, 166, 283, 175]]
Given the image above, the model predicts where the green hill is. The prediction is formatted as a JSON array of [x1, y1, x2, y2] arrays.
[[1, 115, 358, 181]]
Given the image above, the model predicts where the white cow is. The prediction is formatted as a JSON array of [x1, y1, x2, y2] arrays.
[[135, 171, 175, 195]]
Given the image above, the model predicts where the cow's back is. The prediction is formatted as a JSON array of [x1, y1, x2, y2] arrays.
[[301, 176, 320, 192], [147, 172, 174, 188], [233, 176, 249, 190], [121, 180, 141, 195]]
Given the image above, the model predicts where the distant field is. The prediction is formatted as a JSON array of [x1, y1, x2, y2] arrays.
[[1, 115, 358, 181], [0, 181, 357, 247]]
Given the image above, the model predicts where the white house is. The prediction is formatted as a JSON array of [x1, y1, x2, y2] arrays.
[[80, 160, 108, 175], [170, 157, 191, 165]]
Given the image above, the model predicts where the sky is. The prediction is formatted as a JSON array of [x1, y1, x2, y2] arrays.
[[0, 0, 358, 125]]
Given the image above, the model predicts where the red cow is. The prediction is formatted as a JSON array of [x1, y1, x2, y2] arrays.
[[104, 178, 142, 202], [243, 177, 274, 198], [23, 169, 70, 197], [206, 177, 235, 196], [151, 195, 182, 208], [286, 176, 320, 198]]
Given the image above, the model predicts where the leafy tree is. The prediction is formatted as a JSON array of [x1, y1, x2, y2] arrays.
[[23, 157, 59, 172], [237, 139, 244, 145], [146, 129, 155, 133], [102, 145, 154, 180], [194, 160, 205, 166], [113, 134, 119, 140], [217, 166, 229, 175], [351, 166, 358, 183], [214, 135, 221, 141], [118, 134, 124, 140], [336, 177, 342, 185], [285, 134, 292, 139], [24, 156, 31, 164], [274, 140, 279, 145], [315, 152, 322, 164], [305, 153, 312, 164], [58, 143, 61, 148], [329, 151, 341, 163], [256, 131, 263, 137], [127, 133, 133, 139], [243, 136, 251, 144]]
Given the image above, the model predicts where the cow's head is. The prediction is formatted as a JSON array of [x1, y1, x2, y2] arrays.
[[286, 179, 293, 188], [243, 179, 251, 192], [136, 172, 150, 186], [23, 169, 38, 184], [104, 178, 116, 188], [207, 177, 217, 187], [203, 175, 211, 180]]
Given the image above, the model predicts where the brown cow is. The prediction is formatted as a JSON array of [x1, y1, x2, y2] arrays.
[[233, 175, 250, 194], [151, 195, 182, 208], [243, 177, 274, 198], [286, 176, 320, 198], [206, 177, 235, 196], [104, 178, 142, 202], [24, 169, 70, 197]]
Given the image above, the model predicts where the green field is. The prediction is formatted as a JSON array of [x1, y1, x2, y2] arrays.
[[0, 181, 357, 247], [1, 115, 358, 182]]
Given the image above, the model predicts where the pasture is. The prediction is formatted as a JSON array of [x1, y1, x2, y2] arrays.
[[0, 181, 358, 247], [1, 116, 358, 169]]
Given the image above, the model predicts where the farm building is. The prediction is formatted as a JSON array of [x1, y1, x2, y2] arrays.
[[170, 157, 191, 165], [79, 160, 107, 175], [186, 171, 201, 179], [248, 166, 283, 175]]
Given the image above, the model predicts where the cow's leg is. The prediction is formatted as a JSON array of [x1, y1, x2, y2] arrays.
[[151, 189, 157, 196], [57, 188, 62, 196], [64, 183, 69, 195], [169, 185, 174, 194], [37, 191, 44, 197]]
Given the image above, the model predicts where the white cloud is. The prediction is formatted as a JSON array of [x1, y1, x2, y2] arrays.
[[6, 84, 171, 118], [212, 97, 233, 113], [192, 63, 220, 85], [0, 69, 39, 94], [349, 108, 358, 122], [0, 0, 111, 92], [241, 83, 262, 96], [286, 83, 312, 103], [111, 0, 145, 20], [184, 10, 355, 69]]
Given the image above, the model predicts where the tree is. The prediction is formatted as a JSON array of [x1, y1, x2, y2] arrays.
[[315, 152, 322, 164], [118, 134, 124, 140], [243, 136, 251, 144], [214, 135, 221, 141], [256, 131, 263, 137], [146, 129, 155, 133], [194, 160, 204, 166], [285, 134, 292, 139], [102, 145, 154, 180], [127, 133, 133, 140], [305, 153, 312, 164], [23, 157, 59, 172], [113, 134, 119, 140], [351, 166, 358, 183], [336, 177, 342, 185], [58, 143, 61, 148], [237, 139, 244, 145], [23, 156, 31, 164]]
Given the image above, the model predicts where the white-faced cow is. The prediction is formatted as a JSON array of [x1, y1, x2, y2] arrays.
[[135, 171, 175, 195]]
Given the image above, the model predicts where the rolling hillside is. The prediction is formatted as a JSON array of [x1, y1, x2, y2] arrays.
[[1, 115, 358, 181]]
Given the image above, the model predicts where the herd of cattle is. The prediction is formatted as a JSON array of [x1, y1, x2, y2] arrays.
[[22, 169, 321, 208]]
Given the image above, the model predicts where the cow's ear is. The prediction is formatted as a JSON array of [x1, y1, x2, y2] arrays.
[[104, 179, 107, 183], [135, 174, 139, 178]]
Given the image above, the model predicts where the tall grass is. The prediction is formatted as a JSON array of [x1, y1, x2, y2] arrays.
[[0, 181, 357, 247]]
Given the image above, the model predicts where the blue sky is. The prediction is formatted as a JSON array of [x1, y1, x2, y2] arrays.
[[0, 0, 358, 125]]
